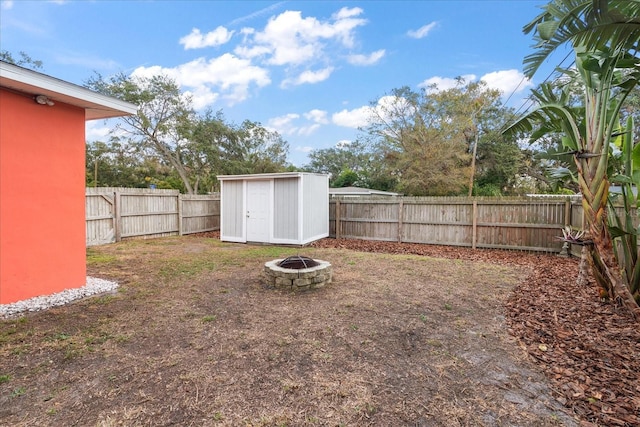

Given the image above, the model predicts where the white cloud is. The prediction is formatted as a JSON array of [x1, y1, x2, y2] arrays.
[[333, 6, 363, 20], [336, 139, 352, 148], [1, 1, 14, 10], [268, 111, 324, 136], [183, 86, 220, 110], [297, 67, 334, 84], [347, 49, 385, 66], [332, 95, 410, 129], [179, 27, 234, 49], [298, 123, 321, 136], [418, 74, 476, 92], [330, 7, 366, 48], [132, 54, 270, 106], [281, 67, 334, 87], [267, 113, 300, 135], [234, 44, 271, 58], [480, 69, 532, 95], [407, 22, 438, 39], [418, 70, 532, 98], [130, 65, 164, 79], [239, 8, 367, 66], [85, 121, 113, 141], [332, 105, 372, 129], [304, 109, 329, 124], [126, 6, 376, 108]]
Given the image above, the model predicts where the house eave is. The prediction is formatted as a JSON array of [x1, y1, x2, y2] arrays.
[[0, 61, 138, 120]]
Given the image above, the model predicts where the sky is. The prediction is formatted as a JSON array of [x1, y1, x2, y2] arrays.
[[0, 0, 569, 166]]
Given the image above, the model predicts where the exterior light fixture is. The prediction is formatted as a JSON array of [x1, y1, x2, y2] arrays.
[[34, 95, 55, 106]]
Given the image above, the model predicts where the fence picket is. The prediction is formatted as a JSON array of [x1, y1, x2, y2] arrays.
[[85, 188, 220, 246]]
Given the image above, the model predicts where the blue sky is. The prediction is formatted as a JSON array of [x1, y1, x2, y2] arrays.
[[1, 0, 566, 166]]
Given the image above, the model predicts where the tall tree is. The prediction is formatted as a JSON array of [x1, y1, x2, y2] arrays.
[[304, 140, 395, 190], [305, 140, 369, 180], [86, 139, 179, 189], [475, 130, 525, 195], [508, 0, 640, 317], [363, 86, 468, 196], [187, 112, 290, 192], [86, 73, 199, 193], [363, 82, 518, 196], [222, 119, 289, 175]]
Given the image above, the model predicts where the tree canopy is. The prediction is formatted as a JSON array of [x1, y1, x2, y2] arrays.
[[85, 73, 290, 193], [306, 81, 529, 196], [363, 85, 472, 196]]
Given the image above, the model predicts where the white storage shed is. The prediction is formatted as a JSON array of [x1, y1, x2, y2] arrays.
[[217, 172, 329, 245]]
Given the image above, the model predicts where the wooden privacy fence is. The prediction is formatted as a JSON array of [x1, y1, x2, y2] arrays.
[[86, 190, 632, 254], [86, 188, 220, 246], [330, 196, 588, 253]]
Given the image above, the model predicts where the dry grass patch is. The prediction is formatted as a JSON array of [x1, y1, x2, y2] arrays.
[[0, 236, 576, 426]]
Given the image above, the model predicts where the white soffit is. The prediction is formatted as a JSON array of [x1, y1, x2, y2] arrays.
[[0, 61, 138, 121]]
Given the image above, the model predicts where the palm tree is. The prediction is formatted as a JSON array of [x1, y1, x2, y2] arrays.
[[508, 0, 640, 318]]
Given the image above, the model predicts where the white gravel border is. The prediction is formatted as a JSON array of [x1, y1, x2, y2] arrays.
[[0, 277, 118, 319]]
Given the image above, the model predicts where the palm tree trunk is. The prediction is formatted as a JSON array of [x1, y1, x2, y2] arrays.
[[579, 156, 640, 319], [576, 245, 591, 287], [586, 201, 640, 320]]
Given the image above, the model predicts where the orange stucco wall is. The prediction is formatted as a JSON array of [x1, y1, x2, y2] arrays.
[[0, 89, 86, 304]]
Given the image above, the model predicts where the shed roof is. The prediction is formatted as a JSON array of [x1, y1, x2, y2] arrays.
[[0, 61, 137, 120], [217, 172, 327, 181]]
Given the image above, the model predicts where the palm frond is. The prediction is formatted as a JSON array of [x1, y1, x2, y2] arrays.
[[523, 0, 640, 77]]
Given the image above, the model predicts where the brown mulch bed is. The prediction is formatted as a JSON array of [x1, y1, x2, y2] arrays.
[[308, 237, 640, 427]]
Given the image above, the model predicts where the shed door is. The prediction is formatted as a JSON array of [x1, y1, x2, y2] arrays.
[[246, 180, 271, 242]]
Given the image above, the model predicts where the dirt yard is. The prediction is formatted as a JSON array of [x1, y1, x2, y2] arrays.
[[0, 234, 638, 426]]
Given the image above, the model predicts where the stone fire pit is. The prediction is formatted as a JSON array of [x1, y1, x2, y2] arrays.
[[264, 255, 332, 291]]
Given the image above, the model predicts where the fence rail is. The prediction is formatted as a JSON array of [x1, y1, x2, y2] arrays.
[[330, 196, 588, 253], [86, 188, 220, 246]]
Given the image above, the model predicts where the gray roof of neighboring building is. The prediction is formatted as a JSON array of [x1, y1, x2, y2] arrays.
[[329, 186, 400, 196]]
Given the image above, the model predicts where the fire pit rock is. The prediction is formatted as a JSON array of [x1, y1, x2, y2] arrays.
[[264, 256, 332, 291]]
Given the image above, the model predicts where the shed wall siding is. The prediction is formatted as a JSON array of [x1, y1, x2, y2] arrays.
[[221, 180, 244, 240], [273, 178, 299, 240], [302, 174, 329, 242]]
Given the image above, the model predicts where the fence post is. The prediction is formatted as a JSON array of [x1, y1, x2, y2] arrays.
[[472, 199, 477, 250], [558, 199, 572, 257], [114, 191, 122, 242], [397, 199, 404, 243], [178, 193, 183, 236], [335, 199, 341, 239], [564, 199, 571, 227]]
